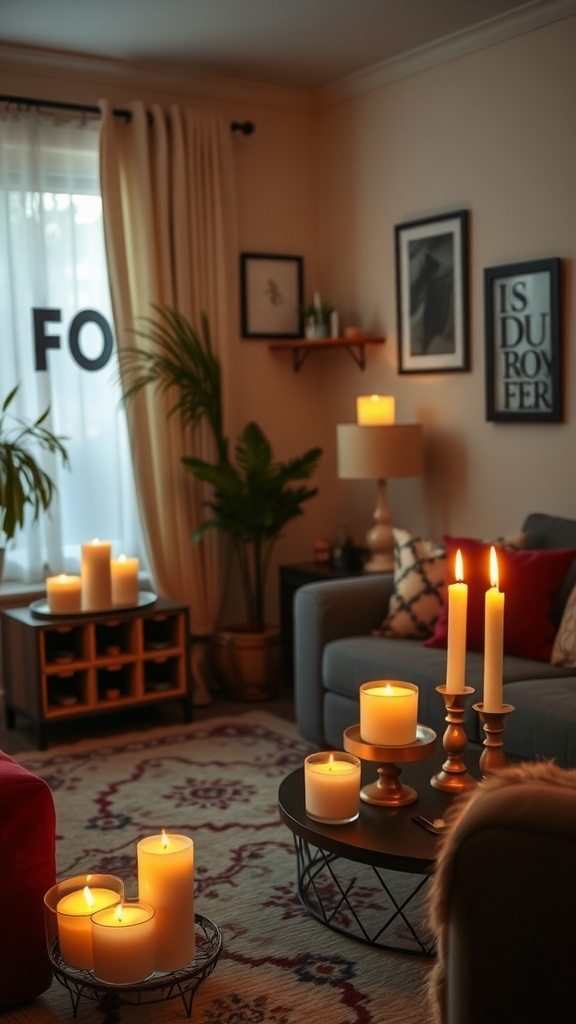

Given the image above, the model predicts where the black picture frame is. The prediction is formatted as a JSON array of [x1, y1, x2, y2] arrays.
[[240, 253, 304, 338], [484, 258, 562, 423], [395, 210, 469, 374]]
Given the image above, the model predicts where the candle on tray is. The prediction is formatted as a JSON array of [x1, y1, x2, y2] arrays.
[[445, 549, 468, 694], [46, 574, 82, 614], [81, 539, 112, 611], [356, 395, 395, 425], [359, 681, 419, 746], [111, 555, 139, 606], [483, 546, 505, 712], [91, 901, 156, 984], [137, 832, 195, 971], [56, 885, 122, 969], [304, 752, 361, 824]]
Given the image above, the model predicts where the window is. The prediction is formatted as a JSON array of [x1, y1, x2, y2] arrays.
[[0, 108, 144, 584]]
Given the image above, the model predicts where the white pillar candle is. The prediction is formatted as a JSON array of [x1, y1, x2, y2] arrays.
[[356, 395, 395, 425], [46, 574, 82, 614], [483, 546, 505, 712], [111, 555, 140, 606], [360, 681, 419, 746], [446, 549, 468, 693], [56, 885, 122, 969], [137, 832, 195, 971], [81, 539, 112, 611], [304, 752, 361, 824], [91, 901, 155, 984]]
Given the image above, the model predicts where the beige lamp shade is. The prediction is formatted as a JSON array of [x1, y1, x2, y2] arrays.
[[336, 424, 424, 481]]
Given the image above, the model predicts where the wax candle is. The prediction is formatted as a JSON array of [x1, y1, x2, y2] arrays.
[[91, 901, 155, 984], [445, 549, 468, 693], [356, 395, 395, 425], [304, 752, 361, 824], [111, 555, 139, 606], [360, 681, 418, 746], [46, 574, 82, 614], [81, 539, 112, 611], [483, 546, 505, 712], [56, 885, 121, 969], [137, 832, 195, 971]]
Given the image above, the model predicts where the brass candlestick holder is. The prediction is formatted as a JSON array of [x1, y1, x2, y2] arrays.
[[343, 724, 436, 806], [473, 702, 515, 776], [430, 685, 477, 793]]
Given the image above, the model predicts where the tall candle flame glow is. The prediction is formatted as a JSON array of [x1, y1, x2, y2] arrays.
[[490, 546, 499, 589], [455, 548, 464, 582]]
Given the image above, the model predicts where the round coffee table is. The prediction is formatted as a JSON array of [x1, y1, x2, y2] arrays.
[[278, 750, 479, 956]]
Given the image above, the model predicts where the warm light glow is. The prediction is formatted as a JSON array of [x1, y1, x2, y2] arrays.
[[490, 546, 499, 589], [83, 886, 95, 909], [356, 394, 395, 425], [161, 829, 169, 850], [455, 548, 464, 582]]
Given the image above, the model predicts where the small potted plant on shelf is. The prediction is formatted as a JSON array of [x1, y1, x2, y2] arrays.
[[119, 305, 322, 700], [0, 385, 69, 586], [300, 295, 335, 339]]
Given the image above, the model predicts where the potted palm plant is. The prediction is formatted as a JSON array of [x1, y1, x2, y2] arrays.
[[119, 305, 322, 700], [0, 385, 69, 586]]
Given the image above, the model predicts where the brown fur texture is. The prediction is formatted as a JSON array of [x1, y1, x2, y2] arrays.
[[425, 759, 576, 1023]]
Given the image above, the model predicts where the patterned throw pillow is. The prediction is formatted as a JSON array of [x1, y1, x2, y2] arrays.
[[551, 583, 576, 666], [376, 527, 446, 639]]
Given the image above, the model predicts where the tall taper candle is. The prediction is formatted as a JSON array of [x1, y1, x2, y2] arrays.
[[446, 549, 467, 693], [483, 546, 505, 712]]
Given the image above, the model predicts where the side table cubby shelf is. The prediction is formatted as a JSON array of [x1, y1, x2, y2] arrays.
[[0, 597, 193, 749]]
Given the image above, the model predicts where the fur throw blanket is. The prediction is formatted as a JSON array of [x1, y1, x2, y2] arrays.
[[426, 759, 576, 1024]]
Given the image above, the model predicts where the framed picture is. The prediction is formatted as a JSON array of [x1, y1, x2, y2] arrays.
[[395, 210, 469, 374], [240, 253, 303, 338], [484, 258, 562, 422]]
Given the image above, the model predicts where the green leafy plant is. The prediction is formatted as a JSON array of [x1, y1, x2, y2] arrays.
[[0, 385, 69, 544], [120, 305, 322, 632], [300, 301, 334, 325]]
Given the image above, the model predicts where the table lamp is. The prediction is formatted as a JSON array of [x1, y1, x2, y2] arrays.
[[336, 396, 424, 572]]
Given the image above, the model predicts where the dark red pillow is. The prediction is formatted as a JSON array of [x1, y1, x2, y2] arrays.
[[425, 535, 576, 661]]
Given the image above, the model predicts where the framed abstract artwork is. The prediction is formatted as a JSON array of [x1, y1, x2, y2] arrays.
[[240, 253, 304, 338], [395, 210, 470, 373], [484, 258, 562, 422]]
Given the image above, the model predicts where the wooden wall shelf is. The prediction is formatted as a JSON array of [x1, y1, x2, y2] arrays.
[[268, 337, 385, 372]]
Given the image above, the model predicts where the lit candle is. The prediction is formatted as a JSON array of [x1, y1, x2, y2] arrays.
[[137, 832, 195, 971], [46, 574, 82, 614], [356, 395, 395, 425], [359, 681, 418, 746], [56, 885, 121, 969], [81, 538, 112, 611], [483, 546, 505, 712], [304, 752, 361, 824], [111, 555, 139, 606], [91, 901, 156, 984], [445, 549, 467, 693]]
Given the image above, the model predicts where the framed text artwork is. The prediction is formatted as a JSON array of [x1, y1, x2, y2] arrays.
[[395, 210, 469, 374], [240, 253, 304, 338], [484, 258, 562, 422]]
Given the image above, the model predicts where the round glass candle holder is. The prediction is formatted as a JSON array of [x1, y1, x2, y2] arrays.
[[359, 680, 419, 746], [44, 874, 125, 969], [91, 900, 156, 985], [304, 751, 361, 824]]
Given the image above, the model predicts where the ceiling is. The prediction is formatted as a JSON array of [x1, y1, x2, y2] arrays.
[[0, 0, 567, 92]]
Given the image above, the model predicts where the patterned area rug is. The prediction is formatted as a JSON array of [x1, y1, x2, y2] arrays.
[[9, 711, 433, 1023]]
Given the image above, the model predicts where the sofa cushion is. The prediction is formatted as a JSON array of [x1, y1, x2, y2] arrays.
[[426, 536, 576, 661], [500, 677, 576, 767], [377, 527, 446, 639], [551, 584, 576, 667]]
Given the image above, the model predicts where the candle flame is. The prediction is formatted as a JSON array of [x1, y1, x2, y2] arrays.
[[384, 683, 394, 695], [118, 554, 126, 563], [161, 829, 169, 850], [115, 903, 124, 923], [328, 753, 334, 770], [455, 549, 464, 582], [490, 546, 499, 589], [83, 886, 94, 909]]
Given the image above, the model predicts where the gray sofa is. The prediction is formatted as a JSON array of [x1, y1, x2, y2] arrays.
[[294, 512, 576, 767]]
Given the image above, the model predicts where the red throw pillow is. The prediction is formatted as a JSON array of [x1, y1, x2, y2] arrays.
[[425, 535, 576, 661]]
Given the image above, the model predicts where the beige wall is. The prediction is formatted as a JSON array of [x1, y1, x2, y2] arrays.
[[2, 15, 575, 623]]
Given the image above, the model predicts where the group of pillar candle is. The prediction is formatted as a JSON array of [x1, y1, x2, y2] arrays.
[[304, 545, 506, 824], [48, 832, 195, 984], [45, 539, 139, 614]]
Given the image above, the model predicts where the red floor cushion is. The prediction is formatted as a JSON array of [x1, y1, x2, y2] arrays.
[[0, 750, 56, 1007]]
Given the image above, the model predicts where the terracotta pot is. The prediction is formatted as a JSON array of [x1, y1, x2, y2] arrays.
[[212, 624, 281, 702]]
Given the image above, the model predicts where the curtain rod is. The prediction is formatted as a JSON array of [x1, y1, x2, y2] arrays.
[[0, 94, 255, 134]]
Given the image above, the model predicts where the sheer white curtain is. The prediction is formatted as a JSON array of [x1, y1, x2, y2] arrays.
[[0, 105, 144, 583]]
